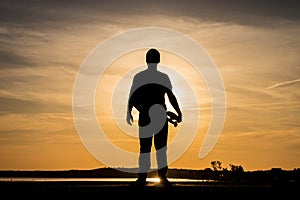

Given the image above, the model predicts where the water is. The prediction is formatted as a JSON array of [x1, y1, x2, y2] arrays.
[[0, 177, 214, 183]]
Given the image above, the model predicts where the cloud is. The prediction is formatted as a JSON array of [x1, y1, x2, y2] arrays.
[[0, 96, 69, 116], [0, 0, 299, 30], [0, 50, 34, 69], [266, 78, 300, 89]]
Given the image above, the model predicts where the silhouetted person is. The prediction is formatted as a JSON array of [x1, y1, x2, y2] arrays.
[[126, 48, 182, 186]]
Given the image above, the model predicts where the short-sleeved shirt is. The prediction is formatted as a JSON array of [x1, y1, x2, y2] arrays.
[[129, 69, 172, 113]]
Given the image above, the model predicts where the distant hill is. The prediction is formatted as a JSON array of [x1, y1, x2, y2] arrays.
[[0, 167, 218, 179], [0, 167, 299, 185]]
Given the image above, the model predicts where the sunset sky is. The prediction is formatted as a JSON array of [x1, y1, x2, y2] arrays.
[[0, 0, 299, 171]]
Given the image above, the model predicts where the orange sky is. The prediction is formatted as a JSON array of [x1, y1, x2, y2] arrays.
[[0, 0, 299, 171]]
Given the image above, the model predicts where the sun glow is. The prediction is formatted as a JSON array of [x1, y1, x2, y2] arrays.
[[147, 177, 161, 183]]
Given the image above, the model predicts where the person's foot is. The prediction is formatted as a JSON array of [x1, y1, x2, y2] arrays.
[[158, 178, 172, 186], [135, 177, 147, 186]]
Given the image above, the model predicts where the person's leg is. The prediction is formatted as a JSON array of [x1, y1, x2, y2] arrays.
[[137, 112, 152, 182], [138, 136, 152, 180], [154, 120, 168, 180]]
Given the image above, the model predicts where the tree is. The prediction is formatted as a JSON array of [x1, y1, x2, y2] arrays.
[[211, 160, 222, 171], [210, 160, 224, 180], [229, 164, 244, 174]]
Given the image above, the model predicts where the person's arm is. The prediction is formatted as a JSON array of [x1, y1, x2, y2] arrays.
[[166, 89, 182, 122], [126, 96, 134, 125], [126, 103, 133, 126], [126, 77, 137, 126]]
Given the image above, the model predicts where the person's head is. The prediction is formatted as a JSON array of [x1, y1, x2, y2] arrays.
[[146, 48, 160, 64]]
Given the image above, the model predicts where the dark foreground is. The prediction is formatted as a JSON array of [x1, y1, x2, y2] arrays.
[[1, 180, 299, 199]]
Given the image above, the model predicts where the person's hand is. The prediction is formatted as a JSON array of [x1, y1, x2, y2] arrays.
[[126, 112, 133, 125], [177, 112, 182, 123]]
